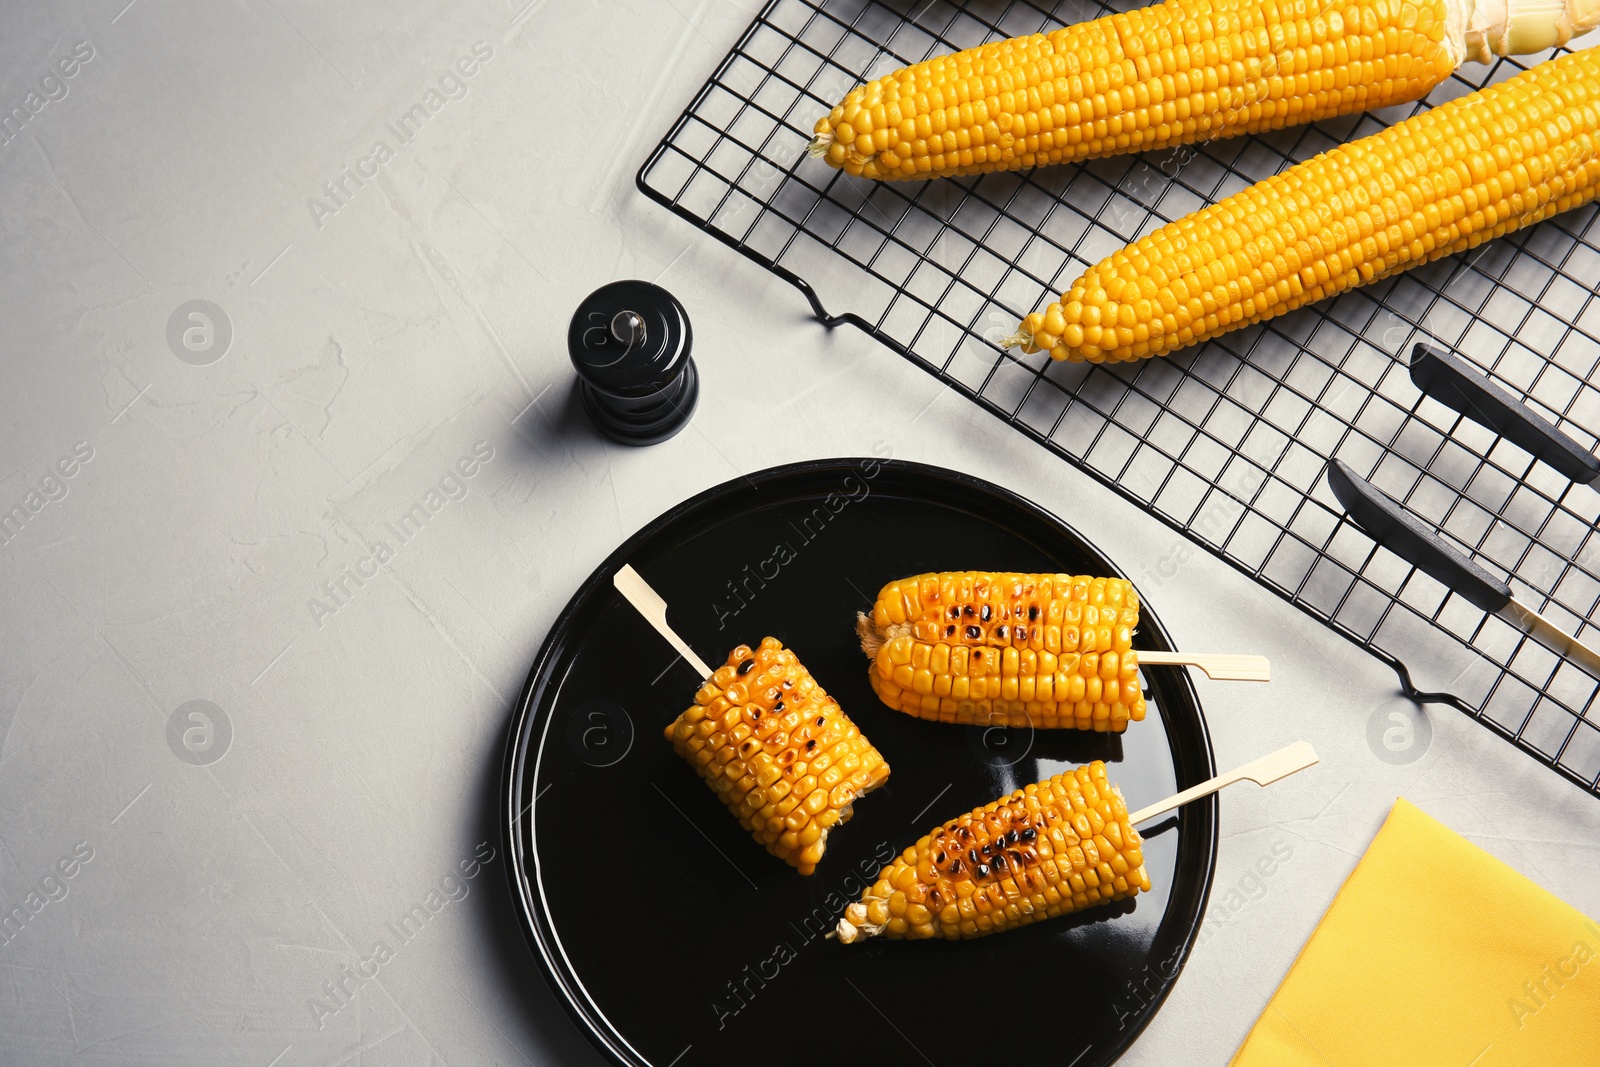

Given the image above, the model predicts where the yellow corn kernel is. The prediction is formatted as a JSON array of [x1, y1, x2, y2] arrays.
[[1013, 46, 1600, 363], [835, 761, 1149, 942], [664, 638, 890, 875]]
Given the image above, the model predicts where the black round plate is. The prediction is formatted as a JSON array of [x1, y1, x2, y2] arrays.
[[503, 459, 1217, 1067]]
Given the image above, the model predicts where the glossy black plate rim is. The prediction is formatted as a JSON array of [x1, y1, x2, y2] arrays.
[[501, 457, 1220, 1067]]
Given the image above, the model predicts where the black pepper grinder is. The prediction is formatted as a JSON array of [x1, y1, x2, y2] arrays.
[[568, 280, 699, 446]]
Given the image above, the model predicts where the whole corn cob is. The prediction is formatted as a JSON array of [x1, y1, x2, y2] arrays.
[[664, 637, 890, 875], [810, 0, 1600, 182], [859, 571, 1146, 732], [836, 760, 1148, 941], [1008, 45, 1600, 363]]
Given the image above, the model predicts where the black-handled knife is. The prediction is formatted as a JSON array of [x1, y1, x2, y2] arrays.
[[1327, 460, 1600, 676], [1409, 343, 1600, 485]]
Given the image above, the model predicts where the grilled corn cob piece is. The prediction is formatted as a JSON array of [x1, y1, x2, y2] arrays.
[[836, 760, 1148, 942], [1009, 45, 1600, 363], [859, 571, 1145, 732], [664, 637, 890, 875], [810, 0, 1600, 182]]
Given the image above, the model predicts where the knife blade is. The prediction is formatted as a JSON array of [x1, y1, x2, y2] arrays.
[[1326, 459, 1600, 677]]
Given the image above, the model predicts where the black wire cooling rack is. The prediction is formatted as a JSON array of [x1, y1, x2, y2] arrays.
[[636, 0, 1600, 799]]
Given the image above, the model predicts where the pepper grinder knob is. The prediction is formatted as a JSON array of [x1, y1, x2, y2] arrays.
[[568, 280, 698, 446], [610, 310, 646, 347]]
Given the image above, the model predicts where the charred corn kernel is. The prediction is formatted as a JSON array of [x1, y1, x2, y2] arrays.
[[859, 572, 1146, 732], [1011, 46, 1600, 364], [810, 0, 1599, 182], [836, 761, 1148, 942], [664, 638, 890, 875]]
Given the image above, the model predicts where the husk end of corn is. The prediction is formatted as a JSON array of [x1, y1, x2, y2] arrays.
[[998, 329, 1037, 353], [835, 903, 880, 944], [1455, 0, 1600, 58], [857, 612, 908, 658]]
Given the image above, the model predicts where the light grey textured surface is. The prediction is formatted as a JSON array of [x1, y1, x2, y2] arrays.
[[2, 2, 1597, 1065]]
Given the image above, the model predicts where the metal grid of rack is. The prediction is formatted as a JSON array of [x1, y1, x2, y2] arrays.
[[636, 0, 1600, 799]]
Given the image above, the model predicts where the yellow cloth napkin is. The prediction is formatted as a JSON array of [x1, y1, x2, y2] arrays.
[[1230, 798, 1600, 1067]]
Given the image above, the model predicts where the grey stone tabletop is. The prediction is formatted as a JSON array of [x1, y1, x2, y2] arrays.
[[2, 2, 1597, 1065]]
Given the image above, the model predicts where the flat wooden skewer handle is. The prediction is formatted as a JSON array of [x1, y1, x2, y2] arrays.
[[612, 564, 714, 679], [1137, 651, 1271, 681], [1126, 741, 1318, 825]]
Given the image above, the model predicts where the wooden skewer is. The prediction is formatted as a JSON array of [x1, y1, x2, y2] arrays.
[[1137, 651, 1271, 682], [613, 564, 714, 679], [1126, 741, 1318, 824], [614, 564, 1268, 685]]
